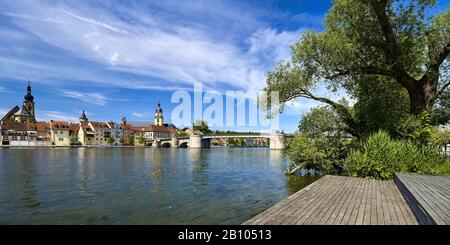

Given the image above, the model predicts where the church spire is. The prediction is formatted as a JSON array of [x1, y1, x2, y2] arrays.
[[24, 81, 34, 102], [79, 110, 88, 122]]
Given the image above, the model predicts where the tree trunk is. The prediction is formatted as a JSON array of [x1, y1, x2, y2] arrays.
[[408, 87, 427, 115], [404, 78, 437, 116]]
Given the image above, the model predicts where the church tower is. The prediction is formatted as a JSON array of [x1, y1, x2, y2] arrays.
[[13, 81, 36, 123], [154, 102, 164, 126], [79, 110, 88, 123], [23, 81, 35, 119]]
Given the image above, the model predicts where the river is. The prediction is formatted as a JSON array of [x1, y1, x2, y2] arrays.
[[0, 147, 320, 224]]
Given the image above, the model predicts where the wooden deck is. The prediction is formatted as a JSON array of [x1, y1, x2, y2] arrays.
[[395, 173, 450, 225], [243, 175, 418, 225]]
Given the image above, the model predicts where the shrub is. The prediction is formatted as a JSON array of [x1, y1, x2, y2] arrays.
[[344, 131, 450, 180], [287, 133, 346, 174]]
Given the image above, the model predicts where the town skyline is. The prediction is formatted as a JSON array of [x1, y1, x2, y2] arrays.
[[0, 0, 337, 134], [0, 0, 447, 133]]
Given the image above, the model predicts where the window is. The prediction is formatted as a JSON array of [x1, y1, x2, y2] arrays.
[[59, 138, 64, 142]]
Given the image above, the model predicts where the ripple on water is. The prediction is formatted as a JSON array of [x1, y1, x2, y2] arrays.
[[0, 148, 320, 224]]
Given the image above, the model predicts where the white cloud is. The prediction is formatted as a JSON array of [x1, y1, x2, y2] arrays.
[[37, 110, 78, 122], [132, 112, 147, 118], [247, 28, 301, 63], [61, 90, 107, 106], [0, 0, 302, 95]]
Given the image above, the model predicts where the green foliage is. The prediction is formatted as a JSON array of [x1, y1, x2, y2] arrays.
[[395, 111, 434, 144], [287, 106, 350, 174], [193, 120, 212, 135], [432, 91, 450, 125], [264, 0, 449, 138], [344, 131, 450, 180], [137, 136, 145, 144], [353, 77, 410, 137], [176, 130, 189, 137], [209, 130, 260, 136], [299, 105, 346, 138], [287, 133, 346, 174], [106, 137, 114, 144], [430, 127, 450, 147]]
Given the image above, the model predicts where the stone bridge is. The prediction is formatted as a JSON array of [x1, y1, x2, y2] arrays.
[[151, 133, 289, 149]]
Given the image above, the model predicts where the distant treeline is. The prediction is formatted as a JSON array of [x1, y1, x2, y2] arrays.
[[206, 130, 261, 136]]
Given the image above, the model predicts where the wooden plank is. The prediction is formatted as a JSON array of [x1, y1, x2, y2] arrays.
[[375, 180, 384, 225], [355, 179, 368, 225], [394, 173, 450, 225], [245, 175, 335, 225], [296, 176, 345, 225], [347, 177, 365, 225], [243, 176, 331, 224], [380, 180, 393, 225], [362, 178, 372, 225], [337, 177, 361, 225], [323, 176, 356, 224], [402, 174, 450, 224], [244, 175, 420, 225], [280, 176, 340, 225]]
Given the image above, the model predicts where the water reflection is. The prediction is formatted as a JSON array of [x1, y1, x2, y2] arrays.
[[0, 147, 319, 224]]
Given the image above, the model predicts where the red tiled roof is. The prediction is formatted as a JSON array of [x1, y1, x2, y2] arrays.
[[35, 122, 50, 132], [49, 121, 70, 130], [144, 125, 172, 133], [1, 122, 27, 131], [121, 122, 134, 130], [89, 121, 109, 129], [80, 122, 93, 132], [68, 123, 79, 132]]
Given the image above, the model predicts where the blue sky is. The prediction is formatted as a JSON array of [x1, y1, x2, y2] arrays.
[[0, 0, 446, 133]]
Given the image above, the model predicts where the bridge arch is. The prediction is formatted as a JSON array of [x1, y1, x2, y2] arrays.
[[179, 142, 189, 148], [161, 142, 171, 148]]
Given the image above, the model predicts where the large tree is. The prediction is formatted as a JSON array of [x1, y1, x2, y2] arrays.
[[265, 0, 449, 132]]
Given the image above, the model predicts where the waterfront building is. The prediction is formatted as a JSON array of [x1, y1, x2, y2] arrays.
[[1, 122, 30, 146], [77, 111, 94, 146], [106, 121, 123, 145], [143, 125, 173, 142], [34, 122, 52, 142], [49, 121, 71, 146], [0, 121, 51, 146], [89, 121, 111, 145], [68, 123, 80, 144], [120, 116, 134, 145], [133, 127, 146, 146], [78, 123, 95, 145]]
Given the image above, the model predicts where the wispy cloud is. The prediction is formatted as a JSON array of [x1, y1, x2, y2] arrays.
[[37, 110, 78, 123], [131, 112, 148, 119], [61, 90, 107, 106], [247, 28, 301, 63], [0, 0, 302, 94]]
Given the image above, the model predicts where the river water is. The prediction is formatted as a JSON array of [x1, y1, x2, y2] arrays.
[[0, 147, 320, 224]]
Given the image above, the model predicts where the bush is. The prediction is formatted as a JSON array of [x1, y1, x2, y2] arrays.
[[344, 131, 450, 180], [287, 133, 346, 174]]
